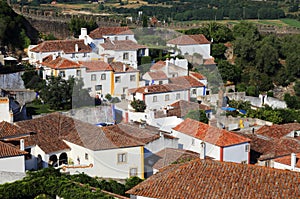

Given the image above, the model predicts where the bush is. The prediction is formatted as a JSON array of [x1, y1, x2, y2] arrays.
[[131, 99, 146, 112]]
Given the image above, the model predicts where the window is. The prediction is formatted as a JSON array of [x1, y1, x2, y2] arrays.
[[76, 70, 81, 77], [159, 81, 163, 85], [83, 52, 87, 57], [114, 36, 118, 41], [191, 138, 195, 146], [165, 94, 170, 101], [91, 74, 96, 81], [245, 145, 250, 152], [192, 89, 197, 95], [101, 74, 106, 80], [59, 71, 65, 77], [95, 85, 102, 91], [123, 52, 129, 60], [115, 76, 121, 83], [58, 52, 61, 57], [241, 160, 247, 164], [176, 93, 180, 100], [125, 36, 129, 40], [85, 153, 89, 160], [130, 75, 136, 82], [118, 153, 127, 163], [25, 148, 32, 160], [153, 96, 157, 102], [130, 168, 138, 177], [72, 53, 75, 58], [87, 87, 92, 92]]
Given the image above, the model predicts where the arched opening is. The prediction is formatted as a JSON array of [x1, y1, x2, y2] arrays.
[[37, 154, 43, 170], [59, 153, 68, 166], [49, 155, 58, 167]]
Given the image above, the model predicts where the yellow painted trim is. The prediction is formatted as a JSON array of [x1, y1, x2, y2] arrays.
[[111, 71, 114, 95], [53, 69, 58, 77], [136, 71, 139, 88], [140, 146, 144, 179]]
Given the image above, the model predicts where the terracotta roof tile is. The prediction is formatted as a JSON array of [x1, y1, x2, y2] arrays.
[[42, 56, 81, 69], [110, 62, 138, 73], [31, 40, 91, 54], [0, 121, 31, 139], [128, 84, 188, 95], [78, 61, 113, 72], [100, 40, 147, 51], [0, 141, 27, 158], [274, 153, 300, 168], [256, 123, 300, 139], [145, 71, 168, 80], [168, 34, 211, 45], [146, 148, 199, 170], [190, 71, 206, 80], [89, 27, 133, 39], [102, 123, 160, 144], [173, 118, 250, 147], [127, 159, 300, 198], [150, 60, 165, 71], [16, 113, 143, 153], [167, 100, 211, 118], [169, 76, 205, 88]]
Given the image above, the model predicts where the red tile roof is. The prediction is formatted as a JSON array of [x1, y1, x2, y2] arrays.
[[173, 118, 250, 147], [42, 56, 81, 69], [128, 84, 188, 95], [203, 58, 216, 65], [146, 148, 199, 170], [16, 113, 144, 153], [100, 40, 147, 51], [168, 34, 211, 45], [145, 71, 168, 80], [102, 123, 160, 144], [89, 27, 133, 39], [150, 60, 165, 71], [110, 62, 138, 73], [274, 153, 300, 168], [127, 159, 300, 198], [167, 100, 211, 118], [169, 76, 205, 88], [256, 123, 300, 139], [190, 71, 206, 80], [78, 61, 113, 72], [0, 141, 27, 158], [0, 121, 31, 139], [31, 40, 91, 53]]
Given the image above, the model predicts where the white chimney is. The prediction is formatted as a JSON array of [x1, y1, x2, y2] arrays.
[[81, 28, 87, 36], [144, 88, 148, 93], [104, 55, 108, 63], [165, 58, 169, 75], [123, 64, 127, 72], [200, 142, 206, 159], [20, 139, 25, 151], [75, 44, 79, 52], [291, 153, 296, 171]]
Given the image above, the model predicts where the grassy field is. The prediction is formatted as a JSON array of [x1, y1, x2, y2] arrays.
[[280, 18, 300, 28]]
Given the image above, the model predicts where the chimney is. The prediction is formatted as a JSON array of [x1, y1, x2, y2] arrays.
[[75, 44, 79, 52], [104, 55, 108, 63], [291, 153, 296, 171], [20, 139, 25, 151], [165, 58, 169, 75], [81, 28, 87, 36], [200, 142, 206, 159], [144, 88, 148, 93], [123, 64, 127, 72]]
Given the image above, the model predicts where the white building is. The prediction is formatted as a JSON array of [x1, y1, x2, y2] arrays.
[[167, 34, 212, 59], [28, 39, 95, 65], [128, 84, 190, 111], [0, 97, 13, 123], [273, 153, 300, 172], [172, 118, 251, 163], [110, 62, 140, 98], [169, 76, 206, 99], [142, 71, 168, 85], [150, 59, 188, 78]]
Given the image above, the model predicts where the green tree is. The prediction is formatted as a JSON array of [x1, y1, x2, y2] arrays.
[[131, 99, 146, 112], [217, 60, 241, 83], [125, 177, 143, 191], [255, 43, 280, 75], [69, 17, 98, 38], [184, 110, 208, 124], [295, 81, 300, 97]]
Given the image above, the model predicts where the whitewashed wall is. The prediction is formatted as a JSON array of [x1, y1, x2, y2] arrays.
[[0, 98, 12, 122], [167, 44, 211, 59], [0, 156, 25, 173], [223, 143, 249, 163], [82, 70, 112, 96], [273, 161, 300, 172], [145, 136, 178, 157], [114, 72, 139, 97]]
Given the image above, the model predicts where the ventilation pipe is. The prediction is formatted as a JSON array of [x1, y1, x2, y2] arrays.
[[20, 139, 25, 151], [200, 142, 206, 159]]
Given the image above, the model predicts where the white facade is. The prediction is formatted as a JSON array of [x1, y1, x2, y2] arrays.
[[114, 72, 139, 97], [223, 143, 249, 163], [190, 87, 205, 98], [83, 70, 113, 97], [0, 156, 25, 173], [133, 90, 189, 110], [144, 135, 178, 157], [64, 140, 144, 179], [0, 97, 12, 123], [171, 130, 220, 160], [273, 161, 300, 172], [167, 43, 211, 59]]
